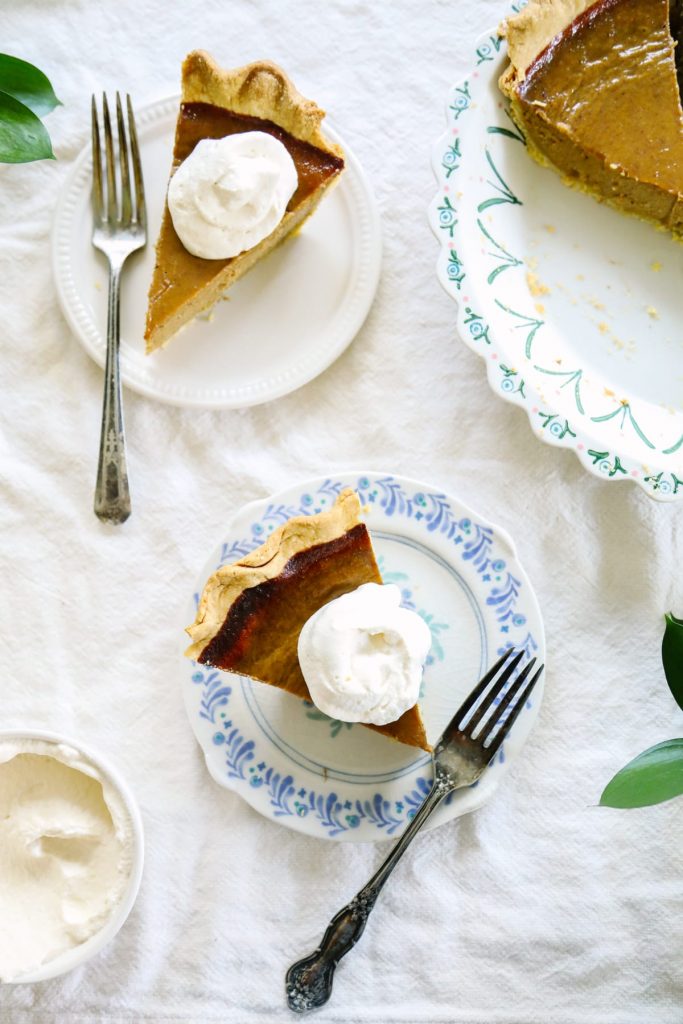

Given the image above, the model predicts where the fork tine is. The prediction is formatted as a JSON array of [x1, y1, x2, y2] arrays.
[[116, 92, 132, 224], [484, 664, 544, 762], [127, 94, 146, 226], [461, 648, 525, 735], [477, 657, 537, 740], [447, 648, 516, 730], [102, 93, 117, 223], [91, 96, 104, 223]]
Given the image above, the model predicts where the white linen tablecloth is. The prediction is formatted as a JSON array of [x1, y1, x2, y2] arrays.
[[2, 1, 682, 1021]]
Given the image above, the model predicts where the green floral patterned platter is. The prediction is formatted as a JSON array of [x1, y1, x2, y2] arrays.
[[182, 472, 545, 843], [430, 18, 683, 501]]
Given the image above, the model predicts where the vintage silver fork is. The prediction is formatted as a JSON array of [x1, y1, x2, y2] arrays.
[[91, 93, 146, 524], [285, 647, 544, 1014]]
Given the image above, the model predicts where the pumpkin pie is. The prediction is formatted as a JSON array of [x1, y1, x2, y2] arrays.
[[145, 52, 345, 353], [499, 0, 683, 235], [185, 489, 431, 751]]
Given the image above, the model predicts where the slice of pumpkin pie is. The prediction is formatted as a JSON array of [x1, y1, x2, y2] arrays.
[[145, 52, 345, 353], [185, 489, 431, 751], [499, 0, 683, 235]]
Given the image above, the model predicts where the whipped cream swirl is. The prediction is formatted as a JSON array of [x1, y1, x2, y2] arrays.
[[167, 131, 298, 259], [298, 583, 432, 726], [0, 739, 133, 983]]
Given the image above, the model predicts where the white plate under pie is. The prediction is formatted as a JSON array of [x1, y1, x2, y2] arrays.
[[181, 472, 545, 843], [52, 95, 381, 409], [429, 23, 683, 501]]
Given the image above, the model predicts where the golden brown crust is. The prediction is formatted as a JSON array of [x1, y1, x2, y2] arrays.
[[181, 52, 344, 162], [185, 488, 362, 658], [499, 0, 594, 97], [144, 53, 345, 353]]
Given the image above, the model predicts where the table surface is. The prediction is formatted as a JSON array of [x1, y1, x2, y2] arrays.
[[3, 1, 682, 1022]]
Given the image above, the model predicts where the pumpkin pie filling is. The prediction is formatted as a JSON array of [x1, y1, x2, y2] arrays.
[[186, 489, 431, 751], [145, 54, 345, 353], [500, 0, 683, 234], [147, 103, 344, 325]]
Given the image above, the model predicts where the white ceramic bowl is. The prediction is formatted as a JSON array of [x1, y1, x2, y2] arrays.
[[0, 728, 144, 983]]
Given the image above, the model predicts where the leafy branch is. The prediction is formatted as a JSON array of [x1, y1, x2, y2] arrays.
[[600, 614, 683, 808], [0, 54, 60, 163]]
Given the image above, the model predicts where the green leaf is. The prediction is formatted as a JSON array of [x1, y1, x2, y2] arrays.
[[0, 91, 54, 162], [600, 739, 683, 808], [0, 54, 60, 116], [662, 612, 683, 712]]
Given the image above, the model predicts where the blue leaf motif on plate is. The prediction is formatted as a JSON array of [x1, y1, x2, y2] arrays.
[[191, 472, 541, 838], [460, 521, 494, 568], [225, 727, 255, 780], [424, 492, 457, 536], [376, 476, 412, 517], [357, 793, 404, 834], [264, 767, 296, 816], [197, 670, 232, 724], [487, 573, 522, 623]]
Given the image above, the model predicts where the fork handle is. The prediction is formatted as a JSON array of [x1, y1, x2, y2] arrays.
[[285, 767, 451, 1013], [94, 261, 131, 524]]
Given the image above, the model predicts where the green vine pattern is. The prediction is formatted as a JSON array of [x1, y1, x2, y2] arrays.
[[462, 307, 491, 345], [494, 299, 544, 359], [475, 34, 504, 65], [449, 81, 471, 120], [430, 12, 683, 500], [441, 137, 462, 179], [590, 401, 655, 451], [477, 217, 523, 283], [437, 195, 457, 238], [478, 149, 522, 211], [499, 364, 526, 399], [533, 366, 585, 416], [446, 249, 466, 289]]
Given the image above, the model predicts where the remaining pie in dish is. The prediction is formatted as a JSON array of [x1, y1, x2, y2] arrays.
[[499, 0, 683, 236], [145, 52, 345, 353], [185, 489, 431, 751]]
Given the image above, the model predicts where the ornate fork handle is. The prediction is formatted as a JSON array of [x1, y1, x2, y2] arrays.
[[285, 767, 452, 1014], [94, 260, 131, 524]]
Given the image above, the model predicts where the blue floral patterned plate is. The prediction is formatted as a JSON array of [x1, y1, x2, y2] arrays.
[[182, 472, 545, 842], [430, 13, 683, 501]]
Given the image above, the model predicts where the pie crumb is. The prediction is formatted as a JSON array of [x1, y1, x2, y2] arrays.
[[597, 321, 609, 334], [646, 305, 659, 319], [650, 260, 663, 272], [544, 224, 556, 234], [534, 302, 545, 314], [526, 271, 550, 297]]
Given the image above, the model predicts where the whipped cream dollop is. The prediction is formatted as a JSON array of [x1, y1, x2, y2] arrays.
[[167, 131, 298, 259], [298, 583, 432, 726], [0, 739, 133, 983]]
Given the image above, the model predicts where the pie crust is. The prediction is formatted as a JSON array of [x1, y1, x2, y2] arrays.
[[186, 489, 431, 751], [145, 52, 345, 353]]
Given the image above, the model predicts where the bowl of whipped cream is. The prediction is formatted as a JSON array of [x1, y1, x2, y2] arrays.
[[0, 729, 144, 984]]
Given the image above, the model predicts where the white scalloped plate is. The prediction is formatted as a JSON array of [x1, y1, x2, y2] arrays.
[[181, 472, 545, 842], [429, 20, 683, 500], [52, 96, 381, 409]]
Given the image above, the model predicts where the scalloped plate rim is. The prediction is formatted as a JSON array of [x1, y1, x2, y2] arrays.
[[181, 469, 546, 843], [428, 23, 683, 502]]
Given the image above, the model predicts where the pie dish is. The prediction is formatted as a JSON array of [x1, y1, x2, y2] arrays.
[[145, 52, 345, 353], [499, 0, 683, 236], [185, 488, 430, 751]]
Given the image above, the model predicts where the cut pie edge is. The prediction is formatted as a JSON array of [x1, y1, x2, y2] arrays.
[[185, 488, 431, 752], [185, 487, 364, 659], [498, 0, 593, 94], [144, 53, 345, 354], [498, 0, 683, 235]]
